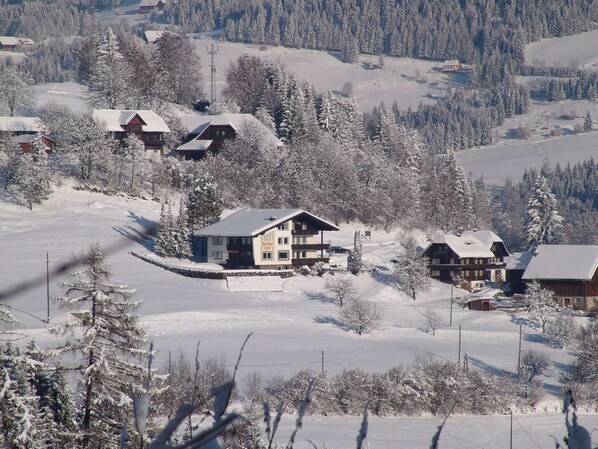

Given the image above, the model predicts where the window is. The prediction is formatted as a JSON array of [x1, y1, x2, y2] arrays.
[[130, 124, 141, 131], [277, 222, 289, 231], [212, 237, 224, 245], [432, 258, 440, 264], [212, 251, 223, 260], [242, 237, 251, 245], [431, 270, 440, 276], [262, 252, 272, 260], [292, 251, 307, 259], [278, 237, 289, 245], [215, 130, 226, 137], [278, 251, 289, 260]]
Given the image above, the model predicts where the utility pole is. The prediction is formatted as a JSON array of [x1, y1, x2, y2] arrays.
[[517, 324, 522, 379], [449, 284, 453, 327], [509, 410, 513, 449], [458, 324, 462, 367], [46, 251, 50, 324], [207, 43, 219, 103]]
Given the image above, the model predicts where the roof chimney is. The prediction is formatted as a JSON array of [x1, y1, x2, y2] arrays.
[[268, 216, 277, 221]]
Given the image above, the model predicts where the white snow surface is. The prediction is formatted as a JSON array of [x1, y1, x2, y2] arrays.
[[0, 186, 591, 447], [525, 30, 598, 69]]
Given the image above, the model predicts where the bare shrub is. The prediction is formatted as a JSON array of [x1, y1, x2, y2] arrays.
[[513, 125, 530, 139], [325, 275, 358, 306], [521, 349, 552, 381], [339, 299, 382, 335], [423, 308, 443, 336]]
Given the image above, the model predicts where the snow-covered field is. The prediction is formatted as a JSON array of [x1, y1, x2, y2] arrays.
[[525, 30, 598, 69], [0, 185, 593, 447], [190, 37, 459, 112]]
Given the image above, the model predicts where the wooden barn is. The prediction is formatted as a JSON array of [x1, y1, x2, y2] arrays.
[[522, 245, 598, 311]]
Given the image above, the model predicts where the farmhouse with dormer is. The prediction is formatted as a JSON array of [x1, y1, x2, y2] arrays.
[[175, 113, 283, 160], [423, 229, 510, 288], [193, 209, 339, 269], [92, 109, 170, 156]]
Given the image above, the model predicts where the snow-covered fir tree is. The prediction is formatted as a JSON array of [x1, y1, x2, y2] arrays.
[[13, 135, 53, 210], [155, 200, 176, 258], [526, 176, 563, 249], [174, 202, 192, 259], [89, 27, 132, 109], [0, 65, 35, 117], [347, 230, 363, 275], [51, 244, 148, 449], [122, 134, 146, 193], [187, 176, 222, 230]]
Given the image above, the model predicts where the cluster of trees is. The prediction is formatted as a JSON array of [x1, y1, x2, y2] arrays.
[[529, 72, 598, 102], [242, 361, 542, 418], [494, 160, 598, 251], [0, 246, 159, 449], [165, 0, 593, 87], [87, 27, 204, 110], [0, 0, 99, 41]]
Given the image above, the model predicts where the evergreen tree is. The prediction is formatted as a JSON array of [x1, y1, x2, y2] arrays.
[[0, 65, 35, 117], [187, 176, 223, 230], [13, 134, 53, 210], [584, 110, 593, 131], [155, 200, 176, 258], [347, 230, 363, 275], [526, 176, 563, 249], [51, 244, 148, 449], [89, 27, 132, 109], [174, 202, 192, 259]]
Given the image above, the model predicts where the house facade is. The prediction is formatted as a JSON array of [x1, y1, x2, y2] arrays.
[[193, 209, 339, 269], [0, 36, 33, 51], [92, 109, 171, 156], [423, 229, 509, 288], [522, 245, 598, 311], [175, 113, 282, 160], [0, 117, 53, 153]]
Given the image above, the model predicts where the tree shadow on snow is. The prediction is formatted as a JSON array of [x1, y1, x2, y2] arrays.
[[510, 313, 539, 330], [467, 355, 511, 377], [523, 331, 562, 349], [370, 265, 397, 286], [127, 211, 158, 233], [314, 315, 345, 331], [112, 225, 154, 251], [303, 290, 334, 304], [0, 188, 27, 208]]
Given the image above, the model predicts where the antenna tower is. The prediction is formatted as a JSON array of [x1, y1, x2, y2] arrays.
[[207, 43, 219, 103]]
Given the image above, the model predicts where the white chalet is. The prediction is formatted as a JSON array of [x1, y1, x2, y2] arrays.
[[193, 209, 339, 269]]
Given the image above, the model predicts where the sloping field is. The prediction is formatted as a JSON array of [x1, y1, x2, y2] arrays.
[[525, 30, 598, 69]]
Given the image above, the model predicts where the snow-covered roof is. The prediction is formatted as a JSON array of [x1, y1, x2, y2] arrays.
[[139, 0, 165, 8], [506, 251, 534, 271], [427, 229, 504, 258], [0, 117, 44, 132], [194, 209, 339, 237], [0, 36, 19, 46], [143, 31, 167, 43], [179, 113, 283, 147], [523, 245, 598, 281], [176, 139, 213, 152], [92, 109, 170, 133]]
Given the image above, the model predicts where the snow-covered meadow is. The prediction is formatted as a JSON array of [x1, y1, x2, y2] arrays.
[[1, 185, 594, 447]]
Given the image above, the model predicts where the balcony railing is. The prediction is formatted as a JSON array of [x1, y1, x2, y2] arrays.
[[292, 257, 330, 265], [292, 229, 318, 236], [291, 243, 329, 251]]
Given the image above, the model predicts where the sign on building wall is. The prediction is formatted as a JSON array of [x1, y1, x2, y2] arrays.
[[261, 230, 275, 252]]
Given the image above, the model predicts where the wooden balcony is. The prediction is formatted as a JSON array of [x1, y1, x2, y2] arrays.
[[291, 243, 329, 251], [292, 229, 318, 236]]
